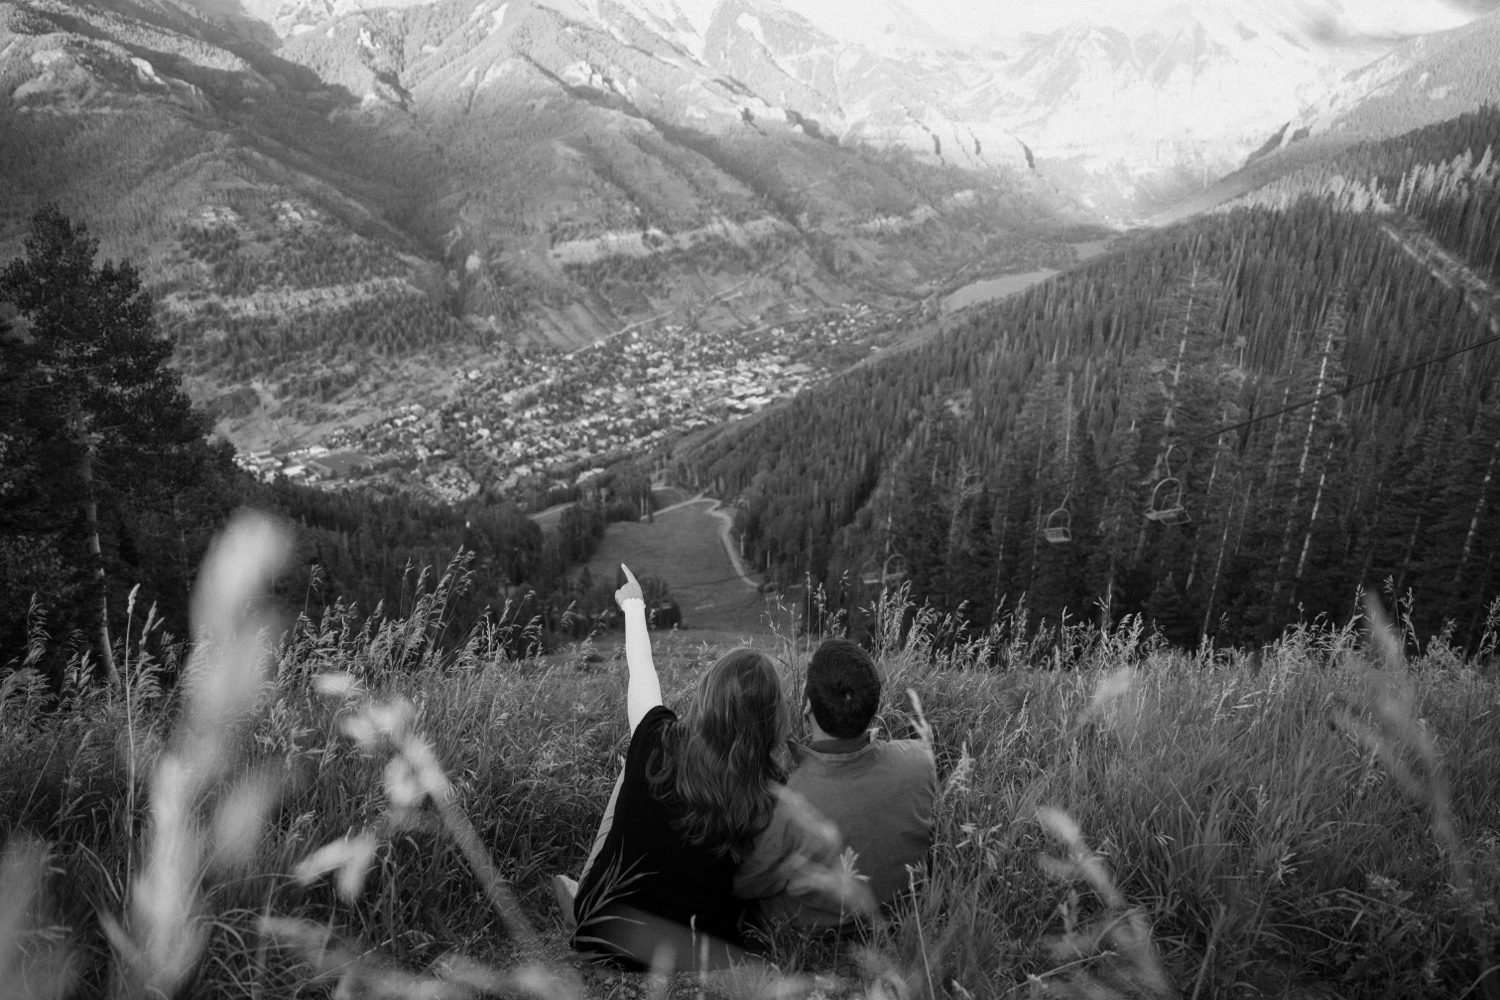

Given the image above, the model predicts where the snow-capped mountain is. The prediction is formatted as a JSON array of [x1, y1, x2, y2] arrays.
[[200, 0, 1499, 219], [755, 0, 1398, 215], [972, 3, 1376, 210], [1, 0, 1080, 402]]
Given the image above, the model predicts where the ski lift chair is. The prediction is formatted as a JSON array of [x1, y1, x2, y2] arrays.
[[882, 553, 908, 585], [1043, 506, 1073, 544], [1144, 477, 1191, 525]]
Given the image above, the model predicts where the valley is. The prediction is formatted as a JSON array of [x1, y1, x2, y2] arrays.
[[226, 234, 1114, 505], [690, 108, 1500, 652], [3, 0, 1500, 649], [9, 3, 1500, 1000], [18, 0, 1491, 486], [276, 299, 903, 499], [0, 0, 1095, 472]]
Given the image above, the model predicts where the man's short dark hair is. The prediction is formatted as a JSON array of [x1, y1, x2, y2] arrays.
[[805, 638, 881, 739]]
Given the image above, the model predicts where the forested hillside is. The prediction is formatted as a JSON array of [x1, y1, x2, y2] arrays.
[[694, 111, 1500, 647], [1, 429, 606, 679], [0, 208, 613, 683], [1231, 108, 1500, 283]]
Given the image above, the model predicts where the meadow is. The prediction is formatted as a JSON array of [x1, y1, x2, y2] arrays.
[[2, 514, 1498, 1000], [578, 498, 772, 640]]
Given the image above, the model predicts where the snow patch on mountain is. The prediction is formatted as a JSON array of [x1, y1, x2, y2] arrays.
[[240, 0, 1499, 219], [734, 12, 765, 49]]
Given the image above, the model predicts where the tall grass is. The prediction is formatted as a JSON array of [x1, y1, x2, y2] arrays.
[[1, 516, 1498, 998]]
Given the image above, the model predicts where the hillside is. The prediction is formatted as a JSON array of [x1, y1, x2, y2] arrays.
[[688, 108, 1500, 648], [8, 0, 1500, 488], [4, 542, 1498, 999], [0, 0, 1083, 453]]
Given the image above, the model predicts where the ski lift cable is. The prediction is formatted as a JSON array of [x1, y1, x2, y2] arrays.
[[621, 327, 1500, 581]]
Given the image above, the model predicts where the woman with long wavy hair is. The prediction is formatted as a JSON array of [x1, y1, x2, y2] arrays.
[[554, 564, 788, 971]]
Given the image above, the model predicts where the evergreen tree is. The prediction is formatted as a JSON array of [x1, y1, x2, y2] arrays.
[[686, 115, 1500, 646], [0, 205, 207, 678]]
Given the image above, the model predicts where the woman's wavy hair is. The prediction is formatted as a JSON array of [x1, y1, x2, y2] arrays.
[[648, 648, 789, 860]]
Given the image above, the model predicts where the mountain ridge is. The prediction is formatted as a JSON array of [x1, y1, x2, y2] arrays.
[[7, 0, 1500, 462], [249, 0, 1441, 217], [1, 0, 1084, 454]]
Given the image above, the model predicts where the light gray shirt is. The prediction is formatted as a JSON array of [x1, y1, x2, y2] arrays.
[[734, 731, 938, 927]]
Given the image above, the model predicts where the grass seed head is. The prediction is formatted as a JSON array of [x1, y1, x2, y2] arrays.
[[314, 671, 363, 700], [183, 511, 291, 746], [109, 511, 291, 998], [294, 832, 380, 903], [0, 837, 75, 1000], [209, 768, 281, 874]]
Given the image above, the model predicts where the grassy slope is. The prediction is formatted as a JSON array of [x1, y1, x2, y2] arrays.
[[2, 561, 1499, 999], [579, 500, 772, 639]]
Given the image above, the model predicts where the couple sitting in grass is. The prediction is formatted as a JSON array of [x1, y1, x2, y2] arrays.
[[551, 565, 938, 971]]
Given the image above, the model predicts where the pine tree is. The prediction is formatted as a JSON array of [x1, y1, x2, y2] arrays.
[[0, 205, 206, 679]]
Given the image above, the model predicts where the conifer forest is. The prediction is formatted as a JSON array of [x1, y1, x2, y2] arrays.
[[698, 110, 1500, 647]]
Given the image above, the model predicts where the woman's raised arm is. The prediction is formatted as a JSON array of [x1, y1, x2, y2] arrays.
[[615, 563, 663, 732]]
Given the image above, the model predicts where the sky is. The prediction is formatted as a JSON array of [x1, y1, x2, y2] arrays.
[[913, 0, 1493, 43]]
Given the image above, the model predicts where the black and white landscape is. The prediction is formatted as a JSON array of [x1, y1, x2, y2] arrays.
[[3, 0, 1500, 997]]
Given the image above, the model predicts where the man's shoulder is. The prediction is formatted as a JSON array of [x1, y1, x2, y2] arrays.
[[872, 737, 936, 773], [787, 736, 936, 794], [865, 738, 938, 803]]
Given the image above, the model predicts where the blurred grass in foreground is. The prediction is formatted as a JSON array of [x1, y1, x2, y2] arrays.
[[1, 514, 1497, 999]]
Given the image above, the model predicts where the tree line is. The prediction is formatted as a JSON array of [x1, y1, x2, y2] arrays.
[[180, 224, 409, 297], [168, 294, 491, 381]]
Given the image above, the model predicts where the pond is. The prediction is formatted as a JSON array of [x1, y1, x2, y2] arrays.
[[942, 240, 1110, 313]]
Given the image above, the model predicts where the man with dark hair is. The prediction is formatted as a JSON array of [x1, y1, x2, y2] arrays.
[[803, 637, 882, 739], [734, 638, 938, 928]]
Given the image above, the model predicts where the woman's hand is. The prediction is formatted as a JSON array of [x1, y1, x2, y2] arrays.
[[615, 563, 644, 609], [615, 563, 662, 730]]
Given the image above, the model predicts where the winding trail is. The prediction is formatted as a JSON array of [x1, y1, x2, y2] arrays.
[[698, 499, 761, 591], [534, 489, 761, 591], [649, 491, 709, 517], [649, 493, 760, 591]]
